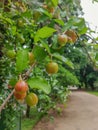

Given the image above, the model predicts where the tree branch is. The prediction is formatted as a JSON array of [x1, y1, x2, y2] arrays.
[[23, 62, 37, 80], [0, 62, 37, 113], [0, 89, 15, 113], [85, 34, 98, 44]]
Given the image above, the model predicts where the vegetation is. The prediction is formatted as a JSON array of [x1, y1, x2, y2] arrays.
[[0, 0, 98, 130], [88, 91, 98, 96]]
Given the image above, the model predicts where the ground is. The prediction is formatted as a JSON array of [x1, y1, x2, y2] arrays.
[[33, 91, 98, 130]]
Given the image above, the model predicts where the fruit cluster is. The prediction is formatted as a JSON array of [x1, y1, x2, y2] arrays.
[[14, 77, 28, 100], [57, 30, 77, 47], [14, 76, 38, 107]]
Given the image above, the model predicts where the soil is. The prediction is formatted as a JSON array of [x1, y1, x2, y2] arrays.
[[33, 91, 98, 130]]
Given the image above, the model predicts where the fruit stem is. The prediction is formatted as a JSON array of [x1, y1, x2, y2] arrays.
[[49, 54, 53, 62], [19, 75, 22, 81]]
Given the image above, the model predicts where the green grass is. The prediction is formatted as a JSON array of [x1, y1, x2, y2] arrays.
[[21, 107, 47, 130], [22, 118, 35, 130], [22, 107, 41, 130], [87, 91, 98, 96]]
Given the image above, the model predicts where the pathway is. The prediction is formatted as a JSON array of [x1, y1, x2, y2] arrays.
[[34, 91, 98, 130]]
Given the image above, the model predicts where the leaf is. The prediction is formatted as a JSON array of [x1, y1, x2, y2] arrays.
[[54, 19, 64, 26], [9, 77, 17, 86], [74, 18, 88, 34], [53, 53, 74, 69], [41, 40, 51, 54], [34, 26, 56, 42], [11, 26, 16, 35], [95, 53, 98, 61], [52, 0, 59, 6], [27, 77, 51, 94], [16, 49, 29, 73], [33, 46, 47, 62], [37, 8, 52, 18]]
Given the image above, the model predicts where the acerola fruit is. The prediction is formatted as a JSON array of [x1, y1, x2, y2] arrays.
[[14, 91, 26, 100], [26, 93, 38, 107], [67, 36, 73, 43], [6, 50, 16, 59], [42, 4, 54, 13], [33, 11, 41, 21], [46, 61, 58, 74], [15, 78, 28, 93], [48, 6, 54, 13], [17, 19, 24, 27], [42, 4, 48, 9], [29, 52, 35, 65], [65, 30, 77, 43], [58, 34, 68, 46]]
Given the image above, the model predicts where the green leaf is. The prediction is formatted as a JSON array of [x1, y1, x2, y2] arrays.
[[53, 53, 74, 69], [9, 77, 17, 86], [54, 19, 64, 26], [37, 8, 52, 18], [41, 40, 51, 54], [11, 26, 16, 35], [27, 77, 51, 94], [16, 49, 29, 73], [34, 26, 56, 42], [74, 18, 88, 34], [52, 0, 59, 6], [33, 46, 47, 62], [95, 53, 98, 60]]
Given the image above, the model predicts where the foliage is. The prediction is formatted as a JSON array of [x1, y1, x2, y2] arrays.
[[0, 0, 98, 130]]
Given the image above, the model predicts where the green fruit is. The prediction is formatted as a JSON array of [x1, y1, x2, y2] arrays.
[[33, 11, 41, 21], [58, 34, 68, 46], [6, 50, 16, 59], [29, 52, 35, 65], [26, 93, 38, 107], [46, 61, 58, 74], [17, 19, 24, 27]]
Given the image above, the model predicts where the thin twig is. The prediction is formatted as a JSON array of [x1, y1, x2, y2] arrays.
[[0, 89, 15, 113], [85, 34, 98, 44], [23, 62, 37, 80], [83, 45, 95, 65], [0, 62, 37, 113]]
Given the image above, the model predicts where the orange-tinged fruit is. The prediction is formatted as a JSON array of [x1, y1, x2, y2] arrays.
[[26, 93, 38, 107], [46, 62, 58, 74], [29, 52, 35, 65], [14, 91, 26, 100], [48, 7, 54, 13], [42, 4, 48, 9], [58, 34, 68, 46], [67, 36, 73, 43], [15, 78, 28, 93], [42, 4, 54, 13], [65, 30, 77, 43]]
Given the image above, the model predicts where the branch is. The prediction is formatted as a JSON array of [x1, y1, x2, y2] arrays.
[[83, 45, 95, 65], [23, 62, 37, 80], [81, 43, 98, 71], [0, 89, 15, 113], [0, 62, 37, 113], [85, 34, 98, 44]]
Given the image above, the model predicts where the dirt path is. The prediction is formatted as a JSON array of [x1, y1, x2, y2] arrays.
[[33, 91, 98, 130]]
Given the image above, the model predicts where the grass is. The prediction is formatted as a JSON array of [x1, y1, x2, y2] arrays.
[[87, 91, 98, 96], [22, 118, 35, 130], [21, 106, 50, 130], [21, 107, 44, 130]]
